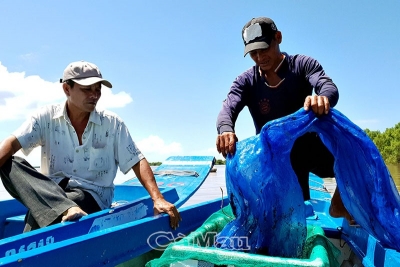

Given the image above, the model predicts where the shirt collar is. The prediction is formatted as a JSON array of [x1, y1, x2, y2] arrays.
[[53, 101, 102, 125], [275, 52, 289, 77]]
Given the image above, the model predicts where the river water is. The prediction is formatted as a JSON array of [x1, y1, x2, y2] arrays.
[[387, 164, 400, 191]]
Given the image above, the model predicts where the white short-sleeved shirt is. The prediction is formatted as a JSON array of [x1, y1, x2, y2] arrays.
[[13, 102, 144, 209]]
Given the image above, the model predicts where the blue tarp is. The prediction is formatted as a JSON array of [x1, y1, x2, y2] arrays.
[[216, 108, 400, 256]]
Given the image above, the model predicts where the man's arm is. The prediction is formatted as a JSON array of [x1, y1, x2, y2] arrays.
[[302, 56, 339, 107], [0, 135, 22, 168], [298, 55, 339, 115], [216, 71, 252, 157], [132, 158, 181, 229]]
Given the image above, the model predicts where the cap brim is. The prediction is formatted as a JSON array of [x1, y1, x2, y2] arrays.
[[72, 77, 112, 88], [244, 42, 270, 57]]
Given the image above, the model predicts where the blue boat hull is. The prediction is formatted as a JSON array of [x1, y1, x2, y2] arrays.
[[0, 156, 216, 266], [308, 175, 400, 267]]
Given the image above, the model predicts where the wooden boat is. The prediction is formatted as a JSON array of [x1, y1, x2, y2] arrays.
[[0, 156, 216, 266], [143, 174, 400, 267]]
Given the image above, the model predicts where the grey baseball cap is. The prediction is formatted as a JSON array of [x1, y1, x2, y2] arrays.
[[61, 61, 112, 88], [242, 17, 278, 57]]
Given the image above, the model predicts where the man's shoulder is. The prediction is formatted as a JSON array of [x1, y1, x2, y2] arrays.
[[241, 66, 257, 76], [286, 53, 317, 64], [284, 53, 320, 71]]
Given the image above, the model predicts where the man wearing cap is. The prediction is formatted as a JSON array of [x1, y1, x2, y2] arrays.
[[216, 17, 352, 223], [0, 60, 181, 231]]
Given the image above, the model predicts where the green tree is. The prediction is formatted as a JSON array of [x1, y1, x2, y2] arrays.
[[215, 159, 226, 165], [149, 162, 162, 166], [364, 123, 400, 164]]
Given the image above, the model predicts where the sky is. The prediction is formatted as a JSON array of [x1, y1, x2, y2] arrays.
[[0, 1, 399, 175]]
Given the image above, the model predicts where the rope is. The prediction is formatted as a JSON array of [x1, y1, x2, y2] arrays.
[[220, 187, 234, 220]]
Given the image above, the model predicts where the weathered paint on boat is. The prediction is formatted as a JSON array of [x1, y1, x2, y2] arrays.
[[0, 156, 215, 266]]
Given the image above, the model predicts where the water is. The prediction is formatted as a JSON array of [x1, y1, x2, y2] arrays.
[[387, 163, 400, 192], [180, 165, 227, 207]]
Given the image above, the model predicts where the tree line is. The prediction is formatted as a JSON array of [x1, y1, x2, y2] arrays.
[[364, 123, 400, 164], [149, 123, 400, 166], [211, 123, 400, 166], [211, 124, 400, 166]]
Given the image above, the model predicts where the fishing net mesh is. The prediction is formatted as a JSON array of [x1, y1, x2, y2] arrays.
[[146, 205, 340, 267], [147, 107, 400, 266], [219, 108, 400, 253]]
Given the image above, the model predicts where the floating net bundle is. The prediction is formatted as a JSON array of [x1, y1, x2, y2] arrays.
[[146, 205, 340, 267], [220, 108, 400, 253], [147, 108, 400, 267]]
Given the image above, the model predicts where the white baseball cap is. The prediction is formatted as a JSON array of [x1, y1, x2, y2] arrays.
[[61, 60, 112, 88]]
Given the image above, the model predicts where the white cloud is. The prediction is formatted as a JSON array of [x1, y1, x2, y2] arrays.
[[96, 88, 132, 109], [0, 62, 133, 122], [14, 135, 184, 169], [137, 135, 182, 155], [19, 53, 37, 62]]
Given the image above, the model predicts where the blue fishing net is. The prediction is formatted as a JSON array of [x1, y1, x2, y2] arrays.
[[216, 108, 400, 255]]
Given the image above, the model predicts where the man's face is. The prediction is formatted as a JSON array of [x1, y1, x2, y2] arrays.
[[67, 82, 102, 112], [248, 39, 281, 73]]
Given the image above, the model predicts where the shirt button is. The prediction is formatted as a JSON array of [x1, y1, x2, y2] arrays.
[[76, 149, 79, 153], [73, 170, 76, 172]]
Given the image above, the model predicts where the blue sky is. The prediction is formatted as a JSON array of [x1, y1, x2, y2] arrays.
[[0, 1, 399, 172]]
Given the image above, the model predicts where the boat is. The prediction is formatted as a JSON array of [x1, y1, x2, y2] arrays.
[[144, 174, 400, 267], [2, 164, 398, 266], [1, 110, 399, 266], [143, 108, 400, 267], [0, 156, 216, 266]]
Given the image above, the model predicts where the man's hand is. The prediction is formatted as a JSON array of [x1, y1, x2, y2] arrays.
[[153, 198, 181, 229], [132, 159, 181, 229], [216, 132, 238, 158], [61, 206, 87, 222], [304, 95, 330, 115]]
